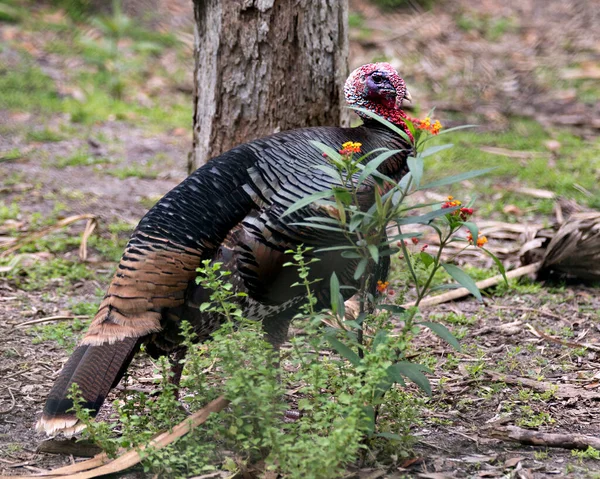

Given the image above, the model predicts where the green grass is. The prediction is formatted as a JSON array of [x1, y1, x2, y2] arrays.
[[424, 118, 600, 216], [106, 165, 159, 180], [0, 201, 20, 222], [26, 127, 65, 143], [0, 256, 102, 291], [54, 149, 108, 168], [29, 317, 91, 352]]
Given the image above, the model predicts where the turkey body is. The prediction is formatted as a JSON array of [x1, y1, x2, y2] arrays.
[[38, 121, 411, 435]]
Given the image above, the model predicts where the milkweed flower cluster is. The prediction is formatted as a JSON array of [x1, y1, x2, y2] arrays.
[[411, 116, 442, 135], [376, 280, 389, 293], [442, 196, 474, 221], [339, 141, 362, 156]]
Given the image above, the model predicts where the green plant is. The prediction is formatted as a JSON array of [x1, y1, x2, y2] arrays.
[[30, 317, 91, 352], [572, 446, 600, 461], [66, 110, 503, 476]]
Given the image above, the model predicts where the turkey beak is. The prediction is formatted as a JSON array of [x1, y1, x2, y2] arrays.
[[403, 89, 413, 104]]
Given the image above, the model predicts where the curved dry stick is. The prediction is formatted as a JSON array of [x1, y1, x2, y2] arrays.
[[403, 262, 542, 309]]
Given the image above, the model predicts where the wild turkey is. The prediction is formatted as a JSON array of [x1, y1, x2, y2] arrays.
[[36, 63, 414, 436]]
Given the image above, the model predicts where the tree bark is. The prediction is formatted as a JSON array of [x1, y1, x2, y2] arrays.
[[189, 0, 349, 172]]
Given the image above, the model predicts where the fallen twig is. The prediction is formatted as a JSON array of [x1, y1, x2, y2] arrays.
[[16, 315, 90, 328], [403, 262, 542, 308], [485, 425, 600, 450], [490, 305, 564, 322], [0, 387, 15, 414], [485, 370, 600, 400], [79, 217, 98, 261], [525, 323, 600, 352]]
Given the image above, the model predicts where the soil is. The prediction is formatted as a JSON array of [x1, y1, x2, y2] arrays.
[[1, 0, 600, 478]]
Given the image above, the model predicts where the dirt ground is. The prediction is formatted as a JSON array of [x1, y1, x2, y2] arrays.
[[1, 0, 600, 477]]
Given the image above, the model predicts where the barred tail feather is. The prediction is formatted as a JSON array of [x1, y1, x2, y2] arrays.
[[36, 337, 138, 436]]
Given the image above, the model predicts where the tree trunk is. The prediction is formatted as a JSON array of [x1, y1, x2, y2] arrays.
[[189, 0, 349, 172]]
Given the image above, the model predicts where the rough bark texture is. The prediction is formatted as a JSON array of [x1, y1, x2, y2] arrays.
[[189, 0, 349, 171]]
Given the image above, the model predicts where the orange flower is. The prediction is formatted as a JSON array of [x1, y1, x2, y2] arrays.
[[411, 117, 443, 135], [376, 280, 389, 293], [442, 195, 462, 209], [467, 232, 488, 248], [339, 141, 362, 155]]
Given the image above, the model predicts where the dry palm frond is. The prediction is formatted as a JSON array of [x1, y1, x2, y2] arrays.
[[539, 212, 600, 281]]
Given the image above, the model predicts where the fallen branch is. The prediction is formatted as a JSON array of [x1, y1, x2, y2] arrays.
[[485, 425, 600, 450], [0, 396, 229, 479], [485, 370, 600, 400], [403, 262, 542, 309]]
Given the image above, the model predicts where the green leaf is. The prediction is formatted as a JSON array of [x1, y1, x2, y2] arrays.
[[376, 432, 405, 441], [390, 362, 432, 396], [314, 245, 357, 253], [419, 321, 461, 351], [349, 213, 364, 232], [290, 222, 347, 233], [482, 247, 508, 285], [313, 164, 341, 181], [353, 258, 368, 280], [348, 106, 413, 144], [302, 216, 344, 225], [441, 263, 482, 301], [407, 156, 423, 188], [372, 329, 388, 350], [418, 168, 496, 191], [462, 221, 479, 244], [419, 251, 434, 268], [329, 272, 345, 319], [419, 143, 453, 158], [385, 364, 406, 387], [342, 320, 362, 330], [282, 190, 333, 217], [325, 335, 361, 366], [367, 244, 379, 263], [332, 187, 353, 206], [362, 405, 376, 435], [377, 304, 406, 315], [396, 205, 460, 225], [309, 140, 343, 162], [435, 124, 477, 136], [342, 250, 362, 259], [357, 149, 404, 186]]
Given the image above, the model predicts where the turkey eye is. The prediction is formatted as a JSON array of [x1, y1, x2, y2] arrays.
[[372, 74, 383, 83]]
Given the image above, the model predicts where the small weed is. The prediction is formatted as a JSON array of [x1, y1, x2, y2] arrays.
[[534, 450, 549, 461], [0, 201, 20, 222], [29, 317, 91, 352], [572, 446, 600, 461], [0, 148, 23, 162], [106, 165, 158, 180], [70, 300, 100, 316], [516, 405, 554, 428], [55, 149, 107, 168], [138, 195, 163, 209], [26, 128, 64, 143], [2, 348, 19, 358], [3, 256, 98, 291]]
